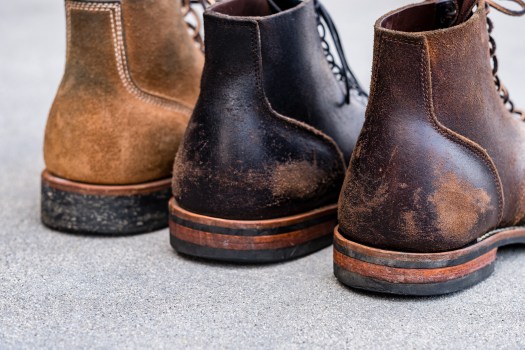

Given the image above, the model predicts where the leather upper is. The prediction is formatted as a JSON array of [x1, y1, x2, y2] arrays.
[[172, 0, 366, 220], [44, 0, 203, 185], [257, 1, 367, 162], [339, 0, 525, 253], [122, 0, 203, 106], [426, 7, 525, 225]]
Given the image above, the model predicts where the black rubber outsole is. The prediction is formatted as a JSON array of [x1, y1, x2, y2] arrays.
[[41, 177, 171, 235], [171, 234, 333, 264]]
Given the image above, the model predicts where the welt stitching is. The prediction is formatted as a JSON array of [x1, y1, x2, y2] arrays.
[[66, 1, 192, 115], [248, 21, 347, 172], [415, 39, 505, 223]]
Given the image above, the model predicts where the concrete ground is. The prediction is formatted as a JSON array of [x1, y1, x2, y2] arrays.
[[1, 0, 524, 349]]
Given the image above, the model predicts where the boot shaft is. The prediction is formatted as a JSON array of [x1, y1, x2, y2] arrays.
[[63, 0, 203, 106], [198, 0, 366, 161]]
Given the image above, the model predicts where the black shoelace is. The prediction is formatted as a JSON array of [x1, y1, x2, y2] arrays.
[[182, 0, 216, 51], [314, 0, 366, 104], [485, 0, 525, 117]]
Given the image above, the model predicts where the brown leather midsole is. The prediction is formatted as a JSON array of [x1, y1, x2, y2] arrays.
[[334, 248, 496, 284], [42, 170, 171, 196]]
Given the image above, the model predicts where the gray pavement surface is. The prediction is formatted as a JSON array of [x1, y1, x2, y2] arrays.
[[1, 0, 525, 349]]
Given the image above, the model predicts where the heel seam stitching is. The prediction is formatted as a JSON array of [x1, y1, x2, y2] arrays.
[[66, 1, 193, 114], [412, 37, 505, 225]]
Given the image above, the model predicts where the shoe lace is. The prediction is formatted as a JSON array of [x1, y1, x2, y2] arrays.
[[314, 0, 366, 104], [181, 0, 216, 52], [485, 0, 525, 118]]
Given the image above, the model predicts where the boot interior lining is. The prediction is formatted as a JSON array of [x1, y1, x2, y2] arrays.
[[381, 1, 450, 32], [212, 0, 274, 17], [211, 0, 302, 17]]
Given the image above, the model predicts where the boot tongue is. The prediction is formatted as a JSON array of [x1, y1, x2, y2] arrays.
[[454, 0, 479, 24]]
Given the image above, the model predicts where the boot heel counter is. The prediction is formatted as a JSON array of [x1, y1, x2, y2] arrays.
[[45, 2, 125, 176], [44, 1, 132, 181], [338, 32, 502, 253], [172, 108, 345, 220], [172, 15, 345, 220]]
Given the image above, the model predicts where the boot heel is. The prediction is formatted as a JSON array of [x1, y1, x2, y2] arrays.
[[333, 228, 499, 296], [41, 170, 171, 235], [169, 198, 337, 263]]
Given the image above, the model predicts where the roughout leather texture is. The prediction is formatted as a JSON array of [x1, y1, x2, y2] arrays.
[[172, 0, 366, 220], [44, 0, 203, 185], [339, 0, 525, 253]]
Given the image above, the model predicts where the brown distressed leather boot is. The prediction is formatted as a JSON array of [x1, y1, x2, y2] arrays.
[[169, 0, 367, 263], [334, 0, 525, 295], [41, 0, 205, 234]]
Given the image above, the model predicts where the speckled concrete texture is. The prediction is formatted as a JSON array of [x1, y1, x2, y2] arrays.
[[1, 0, 524, 348]]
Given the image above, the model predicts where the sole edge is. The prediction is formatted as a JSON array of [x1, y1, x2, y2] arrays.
[[169, 198, 337, 263], [41, 171, 171, 235]]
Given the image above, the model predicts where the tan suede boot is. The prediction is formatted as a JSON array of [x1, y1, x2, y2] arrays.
[[41, 0, 204, 234], [334, 0, 525, 295]]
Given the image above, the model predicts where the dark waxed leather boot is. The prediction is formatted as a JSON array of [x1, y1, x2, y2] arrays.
[[41, 0, 208, 235], [334, 0, 525, 295], [169, 0, 367, 263]]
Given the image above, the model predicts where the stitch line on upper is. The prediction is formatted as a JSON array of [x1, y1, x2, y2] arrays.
[[66, 1, 193, 115], [249, 21, 347, 172], [416, 38, 505, 225]]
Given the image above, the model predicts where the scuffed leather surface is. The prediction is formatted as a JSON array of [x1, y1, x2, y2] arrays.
[[44, 1, 199, 185], [172, 10, 347, 220], [426, 6, 525, 226], [338, 10, 503, 253]]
